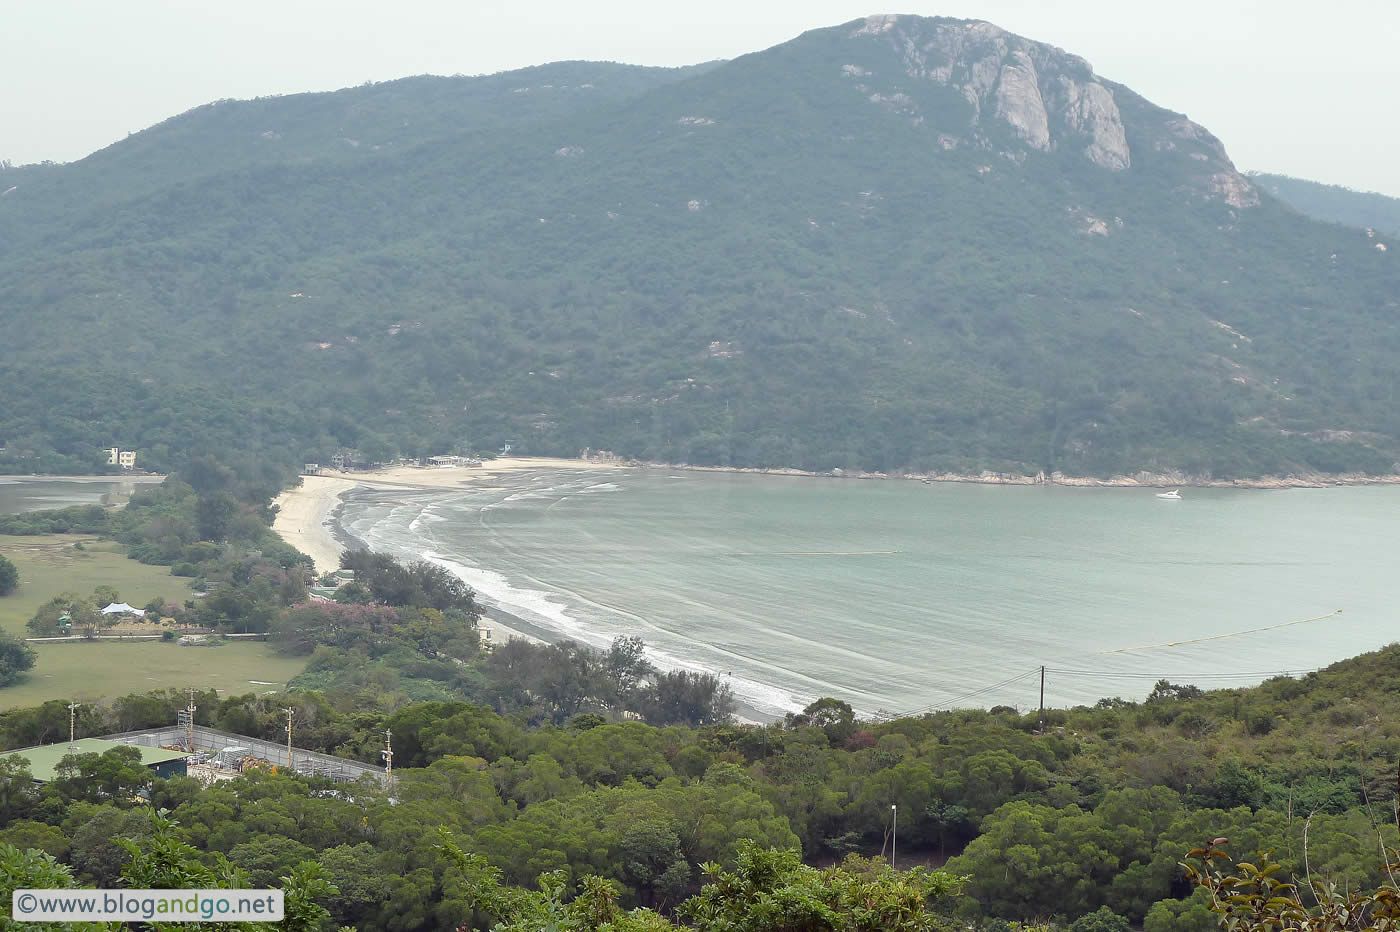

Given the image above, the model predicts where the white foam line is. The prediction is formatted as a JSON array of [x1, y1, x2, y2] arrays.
[[417, 551, 807, 716], [337, 477, 839, 717], [457, 555, 888, 707]]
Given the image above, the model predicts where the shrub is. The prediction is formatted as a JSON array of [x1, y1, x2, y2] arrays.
[[0, 555, 17, 596], [1070, 907, 1133, 932], [0, 632, 37, 685]]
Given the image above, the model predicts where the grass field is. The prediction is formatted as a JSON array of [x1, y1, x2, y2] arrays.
[[0, 535, 306, 709], [0, 641, 309, 709], [0, 534, 192, 636]]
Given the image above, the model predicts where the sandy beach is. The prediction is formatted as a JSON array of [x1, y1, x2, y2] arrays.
[[271, 475, 359, 574], [270, 457, 624, 643]]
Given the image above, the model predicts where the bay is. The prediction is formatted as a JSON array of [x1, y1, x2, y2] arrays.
[[336, 469, 1399, 718]]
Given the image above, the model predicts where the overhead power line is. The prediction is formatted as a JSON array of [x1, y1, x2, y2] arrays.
[[1046, 667, 1320, 680], [873, 662, 1331, 721], [1100, 609, 1343, 654]]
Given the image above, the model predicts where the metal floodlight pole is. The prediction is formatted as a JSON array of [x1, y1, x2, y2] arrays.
[[891, 803, 897, 869], [383, 728, 394, 794], [283, 708, 294, 771], [68, 702, 79, 750], [186, 688, 197, 752]]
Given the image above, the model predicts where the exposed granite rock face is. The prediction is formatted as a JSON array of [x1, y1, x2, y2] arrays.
[[1163, 117, 1259, 206], [994, 52, 1050, 150], [1165, 117, 1229, 159], [1063, 80, 1130, 171], [1206, 172, 1261, 208], [844, 13, 1253, 200], [850, 15, 1133, 171]]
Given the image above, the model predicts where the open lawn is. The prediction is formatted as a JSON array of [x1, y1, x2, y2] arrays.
[[0, 534, 192, 637], [0, 535, 306, 708], [0, 640, 309, 710]]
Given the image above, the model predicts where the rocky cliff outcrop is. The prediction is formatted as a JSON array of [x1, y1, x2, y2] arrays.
[[993, 51, 1051, 151], [846, 14, 1254, 203]]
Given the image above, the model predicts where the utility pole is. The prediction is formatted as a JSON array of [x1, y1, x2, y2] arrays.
[[890, 804, 898, 870], [382, 728, 394, 795], [68, 702, 79, 750], [283, 708, 295, 773], [1038, 665, 1046, 733]]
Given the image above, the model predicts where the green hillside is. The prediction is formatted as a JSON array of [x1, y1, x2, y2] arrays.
[[1250, 171, 1400, 238], [2, 15, 1397, 477]]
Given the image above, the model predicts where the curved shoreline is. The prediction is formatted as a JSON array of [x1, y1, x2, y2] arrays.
[[271, 458, 625, 647], [269, 456, 1400, 639], [267, 456, 1400, 721], [650, 463, 1400, 490], [270, 457, 627, 573]]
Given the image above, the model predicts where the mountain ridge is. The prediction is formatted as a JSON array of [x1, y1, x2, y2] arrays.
[[2, 15, 1396, 477], [1249, 171, 1400, 238]]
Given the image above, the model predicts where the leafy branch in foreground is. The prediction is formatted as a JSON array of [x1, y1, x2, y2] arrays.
[[1183, 839, 1400, 932]]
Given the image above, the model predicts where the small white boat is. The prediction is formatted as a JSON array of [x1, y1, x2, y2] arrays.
[[1155, 489, 1182, 500]]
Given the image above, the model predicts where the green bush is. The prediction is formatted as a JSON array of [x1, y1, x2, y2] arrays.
[[0, 632, 36, 686], [1070, 906, 1132, 932], [0, 554, 17, 596]]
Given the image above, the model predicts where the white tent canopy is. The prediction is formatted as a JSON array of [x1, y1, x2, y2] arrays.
[[100, 602, 145, 617]]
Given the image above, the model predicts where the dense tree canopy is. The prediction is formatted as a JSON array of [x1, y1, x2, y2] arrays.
[[0, 633, 1398, 930]]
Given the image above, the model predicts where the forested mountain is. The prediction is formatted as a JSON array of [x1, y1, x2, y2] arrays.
[[1250, 172, 1400, 238], [3, 15, 1398, 477]]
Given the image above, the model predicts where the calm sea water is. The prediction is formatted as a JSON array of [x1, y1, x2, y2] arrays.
[[328, 470, 1400, 717], [0, 477, 158, 515]]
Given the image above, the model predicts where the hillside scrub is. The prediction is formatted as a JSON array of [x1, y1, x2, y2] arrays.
[[3, 20, 1399, 479], [2, 639, 1400, 928]]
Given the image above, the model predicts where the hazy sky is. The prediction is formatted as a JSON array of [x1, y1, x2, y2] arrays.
[[4, 1, 1397, 195]]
